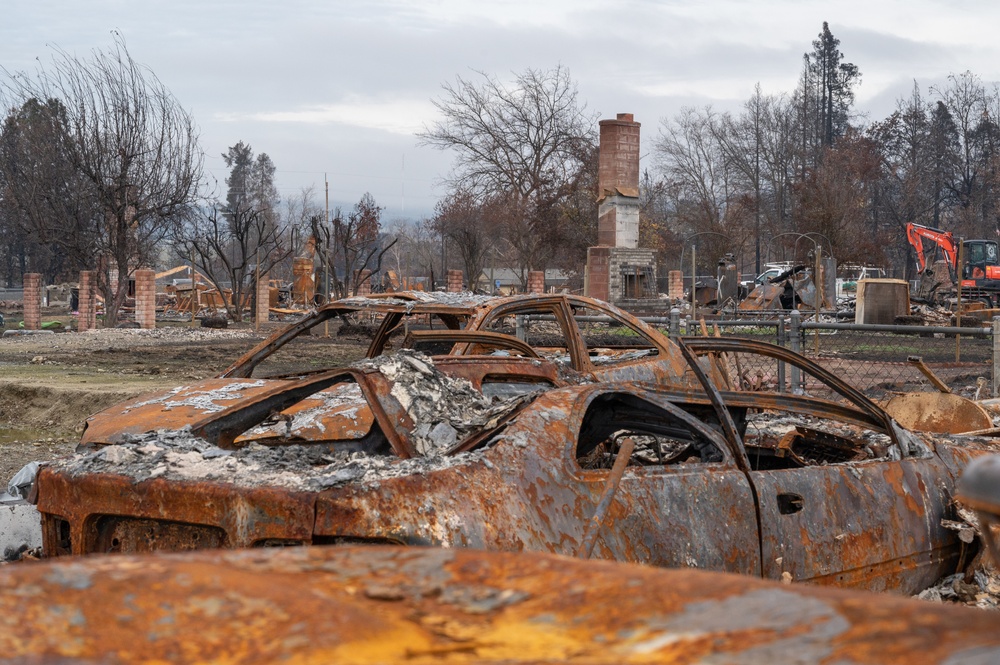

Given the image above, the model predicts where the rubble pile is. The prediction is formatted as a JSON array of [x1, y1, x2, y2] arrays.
[[368, 350, 536, 455], [49, 428, 486, 492], [0, 325, 259, 354], [339, 291, 497, 310], [744, 412, 898, 459]]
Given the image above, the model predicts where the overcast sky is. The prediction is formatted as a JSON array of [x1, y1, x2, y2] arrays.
[[4, 0, 1000, 221]]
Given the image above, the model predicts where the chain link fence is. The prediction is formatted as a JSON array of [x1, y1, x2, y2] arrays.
[[649, 311, 997, 400]]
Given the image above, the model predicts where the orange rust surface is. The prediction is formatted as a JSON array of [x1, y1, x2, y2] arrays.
[[884, 392, 993, 434], [2, 546, 999, 664]]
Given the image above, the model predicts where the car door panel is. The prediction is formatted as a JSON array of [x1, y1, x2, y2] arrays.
[[574, 465, 759, 574], [752, 457, 960, 594]]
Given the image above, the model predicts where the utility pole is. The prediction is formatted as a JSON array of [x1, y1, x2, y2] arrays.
[[324, 174, 330, 337]]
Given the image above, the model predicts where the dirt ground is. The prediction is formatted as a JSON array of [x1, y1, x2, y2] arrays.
[[0, 321, 369, 484]]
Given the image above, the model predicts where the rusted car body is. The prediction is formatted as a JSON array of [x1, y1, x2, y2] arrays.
[[35, 339, 999, 596], [4, 546, 1000, 664]]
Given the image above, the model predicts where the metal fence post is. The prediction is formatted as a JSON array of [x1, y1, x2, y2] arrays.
[[669, 308, 680, 339], [685, 315, 693, 337], [993, 316, 1000, 398], [789, 310, 802, 394], [777, 315, 786, 393]]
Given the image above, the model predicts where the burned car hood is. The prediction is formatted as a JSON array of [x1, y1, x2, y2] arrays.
[[81, 378, 375, 447]]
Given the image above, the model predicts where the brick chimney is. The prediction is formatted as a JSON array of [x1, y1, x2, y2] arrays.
[[598, 113, 640, 200], [596, 113, 640, 249]]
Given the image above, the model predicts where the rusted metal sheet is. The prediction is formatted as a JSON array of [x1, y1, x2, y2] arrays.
[[885, 392, 993, 434], [80, 378, 287, 445], [3, 546, 1000, 664], [751, 456, 960, 594]]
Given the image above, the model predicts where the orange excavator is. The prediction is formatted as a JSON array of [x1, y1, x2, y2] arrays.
[[906, 222, 1000, 305]]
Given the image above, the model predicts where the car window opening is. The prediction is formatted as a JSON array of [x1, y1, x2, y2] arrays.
[[576, 393, 724, 470], [572, 305, 661, 366], [741, 411, 891, 471], [236, 380, 393, 454]]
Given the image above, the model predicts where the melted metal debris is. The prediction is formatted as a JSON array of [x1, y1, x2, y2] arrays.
[[49, 428, 485, 491], [125, 380, 268, 414], [363, 350, 536, 455]]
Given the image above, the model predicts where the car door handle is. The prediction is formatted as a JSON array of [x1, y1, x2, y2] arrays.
[[777, 493, 804, 515]]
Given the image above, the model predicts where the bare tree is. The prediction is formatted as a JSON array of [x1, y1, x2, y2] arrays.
[[420, 66, 596, 275], [0, 35, 203, 325], [430, 189, 505, 290], [178, 200, 292, 321], [312, 193, 397, 299]]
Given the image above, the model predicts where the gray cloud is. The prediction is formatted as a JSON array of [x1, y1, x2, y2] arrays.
[[5, 0, 1000, 218]]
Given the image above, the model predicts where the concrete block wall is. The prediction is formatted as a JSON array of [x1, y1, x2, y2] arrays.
[[607, 248, 656, 301], [256, 273, 270, 324], [134, 269, 156, 329], [528, 271, 545, 294], [446, 270, 464, 293], [22, 273, 41, 330], [78, 270, 97, 331]]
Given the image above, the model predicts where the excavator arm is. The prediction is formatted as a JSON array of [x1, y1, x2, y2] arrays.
[[906, 223, 958, 274]]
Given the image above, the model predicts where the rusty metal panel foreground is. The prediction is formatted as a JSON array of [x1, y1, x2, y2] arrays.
[[2, 546, 1000, 664], [751, 457, 960, 594]]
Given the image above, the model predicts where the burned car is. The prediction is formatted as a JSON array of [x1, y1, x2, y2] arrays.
[[35, 338, 999, 596]]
